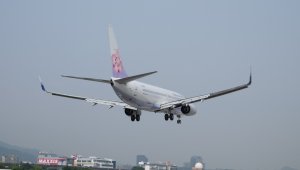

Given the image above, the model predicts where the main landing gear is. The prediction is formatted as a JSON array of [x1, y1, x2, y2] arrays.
[[164, 114, 174, 121], [164, 114, 181, 124], [131, 114, 140, 122]]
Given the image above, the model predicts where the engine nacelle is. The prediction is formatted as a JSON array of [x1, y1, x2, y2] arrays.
[[124, 108, 142, 116], [124, 108, 134, 116], [180, 103, 197, 116], [181, 105, 191, 114]]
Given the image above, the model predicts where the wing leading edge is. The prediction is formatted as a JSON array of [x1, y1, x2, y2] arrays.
[[39, 79, 136, 110], [157, 73, 252, 111]]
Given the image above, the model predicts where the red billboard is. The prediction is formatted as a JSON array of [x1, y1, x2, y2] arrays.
[[37, 158, 66, 165]]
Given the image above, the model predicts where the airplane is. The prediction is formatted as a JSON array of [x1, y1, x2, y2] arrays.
[[40, 25, 252, 124]]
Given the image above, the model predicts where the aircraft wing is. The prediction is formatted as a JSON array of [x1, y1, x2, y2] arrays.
[[39, 80, 137, 110], [157, 73, 252, 111]]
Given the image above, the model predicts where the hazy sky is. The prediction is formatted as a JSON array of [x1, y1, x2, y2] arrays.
[[1, 1, 299, 170]]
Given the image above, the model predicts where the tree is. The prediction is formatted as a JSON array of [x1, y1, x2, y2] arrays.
[[132, 166, 144, 170]]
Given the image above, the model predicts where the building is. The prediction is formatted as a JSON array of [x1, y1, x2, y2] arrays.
[[192, 163, 203, 170], [190, 156, 203, 168], [139, 161, 177, 170], [37, 152, 69, 166], [75, 156, 115, 169], [178, 156, 205, 170], [1, 155, 19, 164], [136, 155, 148, 165]]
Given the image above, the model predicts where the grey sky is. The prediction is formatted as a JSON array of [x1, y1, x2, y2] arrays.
[[0, 1, 299, 170]]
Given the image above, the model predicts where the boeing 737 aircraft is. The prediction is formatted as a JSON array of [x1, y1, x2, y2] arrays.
[[40, 25, 251, 124]]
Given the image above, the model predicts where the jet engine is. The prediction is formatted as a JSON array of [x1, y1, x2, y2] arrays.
[[124, 108, 141, 116], [180, 104, 197, 116], [124, 108, 134, 116], [124, 108, 142, 122], [181, 104, 191, 114]]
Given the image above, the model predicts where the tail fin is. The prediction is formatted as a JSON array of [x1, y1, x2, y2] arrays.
[[108, 25, 127, 78]]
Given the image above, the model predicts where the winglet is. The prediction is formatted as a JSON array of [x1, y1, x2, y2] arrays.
[[39, 76, 47, 93], [247, 68, 252, 86]]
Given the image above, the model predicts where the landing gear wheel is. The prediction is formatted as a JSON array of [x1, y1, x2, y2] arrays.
[[136, 114, 140, 121], [164, 114, 169, 121], [177, 119, 181, 124], [170, 114, 174, 121], [131, 115, 135, 121]]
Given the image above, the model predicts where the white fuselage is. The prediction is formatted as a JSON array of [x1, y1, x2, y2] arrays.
[[111, 78, 197, 116]]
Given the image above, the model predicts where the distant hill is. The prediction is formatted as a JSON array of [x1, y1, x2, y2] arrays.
[[0, 140, 39, 162]]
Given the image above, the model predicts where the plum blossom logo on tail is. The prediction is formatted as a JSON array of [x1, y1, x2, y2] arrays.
[[112, 49, 127, 78]]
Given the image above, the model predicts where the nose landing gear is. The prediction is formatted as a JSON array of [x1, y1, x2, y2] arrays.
[[177, 115, 181, 124]]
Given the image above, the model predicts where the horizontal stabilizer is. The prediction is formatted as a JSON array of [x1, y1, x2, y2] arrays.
[[61, 75, 111, 84], [115, 71, 157, 84]]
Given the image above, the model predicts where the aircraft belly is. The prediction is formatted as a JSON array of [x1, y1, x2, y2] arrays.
[[112, 85, 149, 110], [112, 81, 186, 113]]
